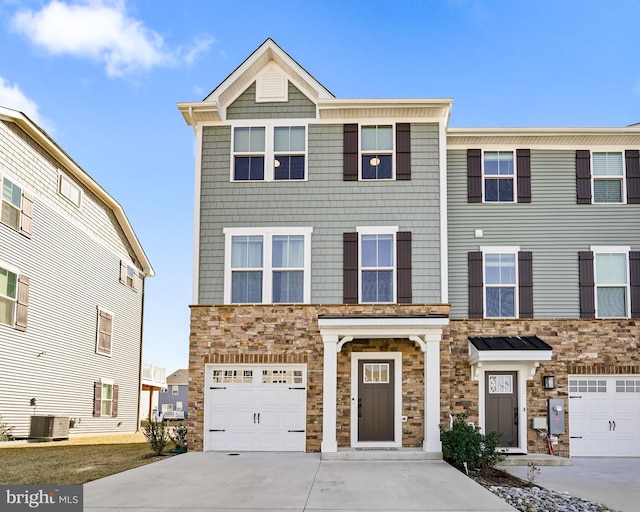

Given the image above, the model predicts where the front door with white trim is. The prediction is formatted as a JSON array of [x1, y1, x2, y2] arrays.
[[485, 371, 518, 448], [569, 376, 640, 456], [204, 365, 306, 451]]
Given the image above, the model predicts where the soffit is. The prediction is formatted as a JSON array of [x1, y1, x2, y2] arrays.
[[448, 127, 640, 148]]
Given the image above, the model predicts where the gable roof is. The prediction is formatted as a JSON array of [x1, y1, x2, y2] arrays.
[[0, 106, 154, 277], [177, 39, 452, 126], [167, 369, 188, 385]]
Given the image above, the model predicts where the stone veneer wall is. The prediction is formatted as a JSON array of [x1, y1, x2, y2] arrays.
[[189, 303, 450, 452], [447, 319, 640, 458]]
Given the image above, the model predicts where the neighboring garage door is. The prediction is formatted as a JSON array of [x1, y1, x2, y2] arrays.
[[569, 376, 640, 456], [204, 365, 306, 451]]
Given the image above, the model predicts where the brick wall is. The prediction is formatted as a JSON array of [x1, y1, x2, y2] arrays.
[[188, 303, 449, 452]]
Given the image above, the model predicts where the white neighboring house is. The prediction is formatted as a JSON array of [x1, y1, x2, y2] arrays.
[[140, 363, 167, 422], [0, 106, 154, 438]]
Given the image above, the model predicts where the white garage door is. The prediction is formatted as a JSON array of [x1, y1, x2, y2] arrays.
[[204, 365, 306, 452], [569, 376, 640, 456]]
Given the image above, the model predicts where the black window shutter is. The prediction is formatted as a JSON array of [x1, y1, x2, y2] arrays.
[[630, 251, 640, 317], [625, 150, 640, 204], [396, 231, 412, 303], [396, 123, 411, 180], [576, 150, 592, 204], [579, 251, 595, 318], [93, 382, 102, 417], [343, 124, 358, 181], [518, 251, 533, 318], [343, 232, 358, 303], [516, 149, 531, 203], [468, 251, 483, 318], [467, 149, 482, 203]]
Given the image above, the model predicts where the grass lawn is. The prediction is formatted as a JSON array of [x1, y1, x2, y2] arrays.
[[0, 433, 180, 485]]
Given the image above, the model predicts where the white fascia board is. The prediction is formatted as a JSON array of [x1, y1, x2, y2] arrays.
[[317, 316, 450, 339], [0, 107, 154, 277]]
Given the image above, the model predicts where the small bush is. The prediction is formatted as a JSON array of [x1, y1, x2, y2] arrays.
[[143, 420, 170, 456], [169, 425, 188, 452], [0, 415, 14, 441], [440, 412, 505, 474]]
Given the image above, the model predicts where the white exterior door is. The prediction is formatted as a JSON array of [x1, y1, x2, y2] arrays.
[[569, 376, 640, 456], [204, 365, 306, 451]]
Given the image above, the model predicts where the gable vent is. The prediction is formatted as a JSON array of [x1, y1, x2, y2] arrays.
[[256, 65, 288, 102]]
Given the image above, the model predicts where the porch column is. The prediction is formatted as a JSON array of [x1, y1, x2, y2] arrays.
[[321, 334, 338, 452], [423, 333, 442, 453]]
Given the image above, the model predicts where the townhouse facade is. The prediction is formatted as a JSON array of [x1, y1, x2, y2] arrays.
[[179, 39, 640, 458], [0, 106, 153, 438]]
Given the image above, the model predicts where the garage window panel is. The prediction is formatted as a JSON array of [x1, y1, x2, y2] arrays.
[[569, 379, 607, 393], [616, 380, 640, 392], [212, 369, 254, 384]]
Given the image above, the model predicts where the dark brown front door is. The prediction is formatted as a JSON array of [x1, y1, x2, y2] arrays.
[[485, 371, 518, 447], [358, 360, 394, 441]]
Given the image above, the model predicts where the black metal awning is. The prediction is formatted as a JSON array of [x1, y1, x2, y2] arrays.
[[468, 336, 552, 351]]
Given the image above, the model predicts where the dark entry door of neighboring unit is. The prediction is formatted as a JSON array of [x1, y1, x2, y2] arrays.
[[358, 360, 394, 442], [485, 371, 518, 447]]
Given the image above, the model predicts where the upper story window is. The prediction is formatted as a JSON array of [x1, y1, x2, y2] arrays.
[[232, 125, 306, 182], [58, 173, 82, 207], [484, 151, 514, 202], [361, 125, 393, 180], [172, 385, 179, 395], [467, 149, 531, 203], [120, 261, 139, 291], [2, 177, 22, 230], [576, 150, 640, 204], [0, 175, 33, 237], [360, 232, 395, 302], [224, 227, 312, 304], [592, 152, 624, 203]]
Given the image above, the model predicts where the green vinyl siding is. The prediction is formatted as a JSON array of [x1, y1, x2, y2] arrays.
[[447, 149, 640, 319], [199, 123, 443, 304], [227, 82, 316, 120]]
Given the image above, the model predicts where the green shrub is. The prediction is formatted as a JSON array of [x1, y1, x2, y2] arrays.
[[169, 425, 188, 452], [0, 415, 14, 441], [440, 412, 505, 474], [143, 420, 170, 456]]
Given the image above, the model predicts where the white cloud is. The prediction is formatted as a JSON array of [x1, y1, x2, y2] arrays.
[[0, 77, 53, 132], [11, 0, 211, 78], [180, 35, 215, 67]]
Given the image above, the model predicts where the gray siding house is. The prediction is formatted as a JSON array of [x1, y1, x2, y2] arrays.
[[158, 369, 188, 419], [179, 39, 640, 458], [0, 106, 153, 438]]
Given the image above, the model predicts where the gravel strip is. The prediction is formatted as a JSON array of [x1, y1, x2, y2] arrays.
[[484, 484, 616, 512]]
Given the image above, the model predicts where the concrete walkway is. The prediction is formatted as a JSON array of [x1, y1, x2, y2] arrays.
[[84, 452, 515, 511], [503, 457, 640, 512]]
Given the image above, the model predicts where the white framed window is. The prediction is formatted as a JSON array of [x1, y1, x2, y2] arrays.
[[358, 226, 398, 303], [100, 380, 114, 416], [224, 227, 312, 304], [161, 403, 174, 412], [488, 374, 513, 394], [361, 125, 394, 180], [176, 401, 184, 411], [592, 246, 630, 318], [58, 172, 82, 207], [232, 123, 307, 181], [171, 385, 179, 395], [482, 246, 519, 318], [96, 307, 114, 356], [0, 264, 18, 326], [1, 176, 22, 230], [363, 363, 390, 383], [592, 152, 624, 203], [483, 151, 515, 202]]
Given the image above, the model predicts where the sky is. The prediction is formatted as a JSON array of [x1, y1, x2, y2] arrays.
[[1, 0, 639, 374]]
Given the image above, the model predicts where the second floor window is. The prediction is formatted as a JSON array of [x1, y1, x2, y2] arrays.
[[361, 233, 394, 302], [233, 125, 306, 181], [0, 266, 17, 326], [594, 250, 628, 317], [225, 227, 312, 304], [484, 252, 517, 317], [2, 177, 22, 230]]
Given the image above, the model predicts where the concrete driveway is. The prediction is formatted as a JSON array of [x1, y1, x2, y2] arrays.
[[84, 452, 514, 511], [503, 457, 640, 512]]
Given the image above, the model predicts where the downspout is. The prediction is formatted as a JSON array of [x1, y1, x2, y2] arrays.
[[136, 275, 146, 432]]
